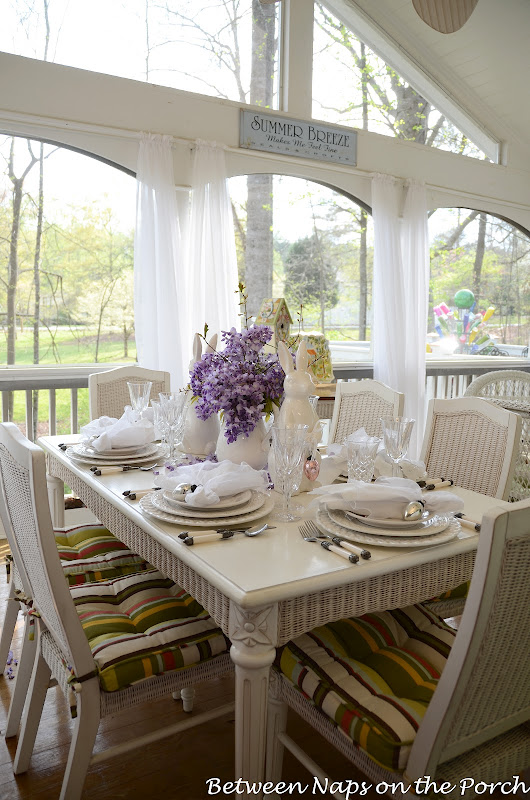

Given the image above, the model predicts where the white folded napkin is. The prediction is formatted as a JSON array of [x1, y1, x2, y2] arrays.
[[155, 459, 270, 507], [422, 491, 464, 515], [309, 476, 464, 519], [374, 451, 428, 481], [309, 477, 423, 519], [80, 407, 155, 453], [326, 428, 381, 477]]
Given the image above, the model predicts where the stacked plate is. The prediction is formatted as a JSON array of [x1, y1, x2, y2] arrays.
[[139, 489, 275, 528], [66, 441, 163, 467], [316, 506, 459, 548]]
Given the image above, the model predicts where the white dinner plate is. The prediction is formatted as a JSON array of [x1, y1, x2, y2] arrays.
[[163, 489, 252, 512], [329, 507, 451, 538], [70, 442, 158, 461], [345, 510, 435, 530], [86, 444, 151, 457], [153, 490, 266, 519], [320, 508, 457, 547], [139, 492, 275, 528], [66, 443, 163, 466]]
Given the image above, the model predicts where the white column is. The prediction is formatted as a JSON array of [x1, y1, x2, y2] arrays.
[[229, 602, 279, 799]]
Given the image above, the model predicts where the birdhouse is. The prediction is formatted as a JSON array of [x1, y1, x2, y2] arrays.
[[255, 298, 293, 347], [286, 330, 335, 384]]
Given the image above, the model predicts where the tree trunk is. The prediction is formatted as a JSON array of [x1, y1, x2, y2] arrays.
[[359, 210, 368, 341], [32, 143, 45, 439], [245, 0, 275, 316], [358, 43, 369, 341], [245, 175, 273, 315], [472, 213, 487, 306]]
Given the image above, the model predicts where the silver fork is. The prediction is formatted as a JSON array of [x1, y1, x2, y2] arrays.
[[300, 520, 371, 560], [299, 522, 359, 563]]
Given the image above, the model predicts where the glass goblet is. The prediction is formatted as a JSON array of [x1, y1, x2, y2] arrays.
[[127, 381, 153, 421], [380, 416, 415, 477], [150, 400, 169, 455], [270, 424, 309, 523], [158, 391, 189, 465]]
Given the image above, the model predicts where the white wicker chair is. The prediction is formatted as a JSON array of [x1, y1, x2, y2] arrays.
[[464, 370, 530, 501], [420, 397, 521, 501], [420, 397, 522, 618], [88, 365, 171, 420], [328, 379, 404, 445], [266, 500, 530, 795], [0, 423, 233, 800]]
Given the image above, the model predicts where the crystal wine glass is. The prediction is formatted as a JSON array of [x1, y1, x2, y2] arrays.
[[150, 399, 169, 456], [270, 424, 309, 522], [158, 392, 189, 465], [127, 381, 153, 421], [380, 416, 415, 477]]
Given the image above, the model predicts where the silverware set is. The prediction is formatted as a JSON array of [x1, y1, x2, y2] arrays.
[[299, 520, 371, 563]]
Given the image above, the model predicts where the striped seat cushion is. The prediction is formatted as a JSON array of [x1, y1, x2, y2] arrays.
[[65, 562, 151, 587], [275, 604, 456, 772], [55, 523, 147, 577], [428, 581, 470, 603], [70, 569, 230, 692]]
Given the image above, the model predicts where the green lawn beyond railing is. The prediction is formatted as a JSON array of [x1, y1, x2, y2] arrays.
[[1, 327, 137, 435], [0, 326, 136, 367]]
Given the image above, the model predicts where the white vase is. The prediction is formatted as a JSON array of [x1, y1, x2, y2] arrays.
[[180, 392, 220, 456], [215, 418, 270, 470]]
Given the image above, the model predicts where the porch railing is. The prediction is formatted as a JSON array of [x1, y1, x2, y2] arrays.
[[1, 359, 529, 442]]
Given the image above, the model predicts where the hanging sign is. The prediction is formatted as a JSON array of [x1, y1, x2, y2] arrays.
[[240, 110, 357, 166]]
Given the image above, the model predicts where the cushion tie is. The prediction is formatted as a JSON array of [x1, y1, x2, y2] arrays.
[[66, 666, 99, 719]]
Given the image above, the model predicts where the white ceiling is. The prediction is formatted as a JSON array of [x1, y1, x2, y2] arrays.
[[324, 0, 530, 167]]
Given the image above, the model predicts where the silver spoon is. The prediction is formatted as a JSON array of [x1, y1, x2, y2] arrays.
[[182, 523, 273, 545]]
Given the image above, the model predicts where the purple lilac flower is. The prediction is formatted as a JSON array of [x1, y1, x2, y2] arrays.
[[189, 325, 286, 443]]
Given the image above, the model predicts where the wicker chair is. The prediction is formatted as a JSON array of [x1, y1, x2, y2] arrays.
[[464, 369, 530, 501], [88, 365, 170, 420], [0, 423, 233, 800], [419, 397, 522, 618], [0, 474, 151, 737], [420, 397, 521, 501], [328, 379, 404, 445], [266, 500, 530, 795]]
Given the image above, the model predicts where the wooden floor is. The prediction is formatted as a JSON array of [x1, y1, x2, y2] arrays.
[[0, 550, 380, 800]]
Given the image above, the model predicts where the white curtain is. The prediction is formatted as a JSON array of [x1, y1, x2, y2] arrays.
[[186, 140, 240, 339], [372, 174, 429, 457], [134, 133, 189, 389]]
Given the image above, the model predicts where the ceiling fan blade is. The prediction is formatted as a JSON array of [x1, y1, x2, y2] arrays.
[[412, 0, 479, 33]]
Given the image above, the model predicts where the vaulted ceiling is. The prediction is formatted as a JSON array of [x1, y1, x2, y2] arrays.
[[325, 0, 530, 168]]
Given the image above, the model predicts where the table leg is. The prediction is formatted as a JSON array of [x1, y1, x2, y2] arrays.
[[229, 603, 278, 799], [46, 473, 65, 529]]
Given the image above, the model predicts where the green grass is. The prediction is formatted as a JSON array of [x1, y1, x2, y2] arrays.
[[1, 327, 137, 434], [0, 326, 137, 366], [11, 388, 91, 437]]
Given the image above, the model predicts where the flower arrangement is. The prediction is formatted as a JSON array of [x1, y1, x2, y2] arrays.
[[189, 325, 285, 444]]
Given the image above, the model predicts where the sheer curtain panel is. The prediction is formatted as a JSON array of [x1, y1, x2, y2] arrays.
[[372, 175, 429, 457], [186, 140, 240, 338], [134, 133, 188, 389]]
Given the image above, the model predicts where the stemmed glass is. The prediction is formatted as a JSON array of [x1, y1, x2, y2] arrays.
[[270, 424, 309, 522], [158, 392, 189, 465], [380, 416, 415, 477], [150, 400, 169, 455], [127, 381, 153, 421]]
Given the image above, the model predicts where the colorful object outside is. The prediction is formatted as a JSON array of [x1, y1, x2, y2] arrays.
[[255, 298, 292, 346], [433, 289, 497, 355], [286, 331, 335, 383]]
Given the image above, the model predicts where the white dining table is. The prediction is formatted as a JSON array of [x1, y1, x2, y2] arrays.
[[39, 434, 510, 799]]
